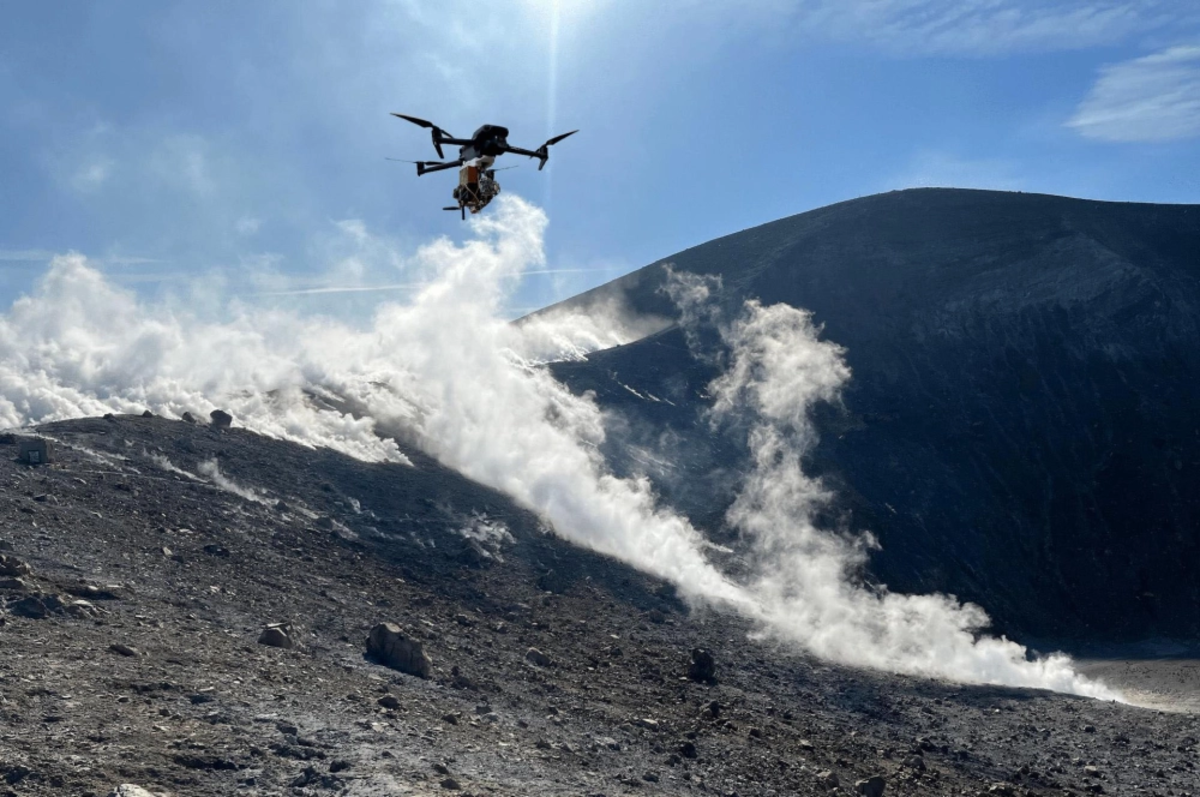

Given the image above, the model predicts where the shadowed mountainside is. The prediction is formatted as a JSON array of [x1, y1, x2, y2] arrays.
[[541, 188, 1200, 642]]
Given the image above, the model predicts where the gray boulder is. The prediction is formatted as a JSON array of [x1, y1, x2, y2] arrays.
[[210, 409, 233, 428], [108, 786, 160, 797], [258, 623, 294, 649], [0, 554, 31, 577], [366, 622, 432, 678], [855, 775, 886, 797], [687, 648, 716, 683], [525, 647, 552, 667]]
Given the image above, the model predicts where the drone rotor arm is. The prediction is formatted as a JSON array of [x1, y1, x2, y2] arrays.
[[415, 158, 464, 176], [543, 129, 579, 147], [391, 113, 458, 158], [502, 145, 541, 159], [506, 130, 578, 170]]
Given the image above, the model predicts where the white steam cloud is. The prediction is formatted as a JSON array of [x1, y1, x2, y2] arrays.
[[0, 195, 1112, 698], [691, 283, 1113, 696]]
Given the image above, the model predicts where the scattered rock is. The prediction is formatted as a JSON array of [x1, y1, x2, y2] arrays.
[[202, 543, 230, 558], [440, 777, 461, 790], [0, 577, 36, 593], [68, 599, 101, 617], [329, 760, 352, 773], [816, 770, 839, 789], [525, 647, 552, 667], [688, 648, 716, 683], [9, 593, 66, 619], [17, 437, 52, 465], [108, 786, 159, 797], [290, 765, 341, 789], [0, 555, 31, 578], [181, 412, 196, 424], [855, 775, 886, 797], [173, 753, 239, 770], [679, 740, 697, 759], [209, 409, 233, 428], [141, 410, 154, 418], [377, 694, 401, 710], [366, 622, 432, 679], [258, 624, 294, 649], [108, 643, 140, 657], [903, 754, 926, 771]]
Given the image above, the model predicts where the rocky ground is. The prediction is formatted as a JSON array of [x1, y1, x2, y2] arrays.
[[1, 415, 1198, 796]]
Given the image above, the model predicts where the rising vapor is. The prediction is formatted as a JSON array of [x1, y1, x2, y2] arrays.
[[0, 195, 1113, 698], [691, 282, 1114, 695]]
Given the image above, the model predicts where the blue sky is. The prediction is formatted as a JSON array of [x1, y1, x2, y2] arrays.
[[2, 0, 1199, 316]]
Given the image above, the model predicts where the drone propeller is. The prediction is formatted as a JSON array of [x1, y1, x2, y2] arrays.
[[391, 113, 453, 159], [534, 129, 578, 171]]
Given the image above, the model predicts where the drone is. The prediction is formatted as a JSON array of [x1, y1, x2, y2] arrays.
[[391, 114, 577, 219]]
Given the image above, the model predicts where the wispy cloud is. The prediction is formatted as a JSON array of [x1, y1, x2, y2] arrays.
[[70, 157, 114, 193], [1068, 45, 1200, 142], [235, 216, 262, 236], [736, 0, 1183, 56], [254, 282, 423, 297], [0, 249, 54, 262], [0, 250, 162, 266]]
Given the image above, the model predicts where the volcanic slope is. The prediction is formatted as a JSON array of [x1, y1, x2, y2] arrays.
[[541, 188, 1200, 643], [2, 415, 1198, 796]]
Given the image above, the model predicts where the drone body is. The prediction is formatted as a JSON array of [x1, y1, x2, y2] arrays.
[[392, 114, 577, 218]]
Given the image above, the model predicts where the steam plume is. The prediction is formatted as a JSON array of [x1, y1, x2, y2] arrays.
[[0, 195, 1113, 697]]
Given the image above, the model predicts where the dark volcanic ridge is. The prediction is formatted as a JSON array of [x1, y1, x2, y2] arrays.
[[540, 188, 1200, 643], [1, 415, 1198, 797]]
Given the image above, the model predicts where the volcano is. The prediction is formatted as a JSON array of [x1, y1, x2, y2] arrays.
[[541, 187, 1200, 642]]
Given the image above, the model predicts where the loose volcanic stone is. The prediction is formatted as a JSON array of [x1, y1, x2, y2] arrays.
[[366, 622, 432, 679], [258, 625, 294, 649]]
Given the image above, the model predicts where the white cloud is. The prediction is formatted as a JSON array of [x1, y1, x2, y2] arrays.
[[235, 216, 262, 236], [1068, 44, 1200, 142], [670, 0, 1181, 56], [70, 157, 114, 193], [0, 249, 54, 262], [147, 134, 215, 196]]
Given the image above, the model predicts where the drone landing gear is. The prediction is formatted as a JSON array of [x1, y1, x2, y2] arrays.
[[443, 205, 465, 219]]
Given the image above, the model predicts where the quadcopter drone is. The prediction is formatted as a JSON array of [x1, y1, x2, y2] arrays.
[[391, 113, 577, 219]]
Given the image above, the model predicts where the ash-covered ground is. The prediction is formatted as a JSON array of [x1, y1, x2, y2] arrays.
[[1, 415, 1198, 797]]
